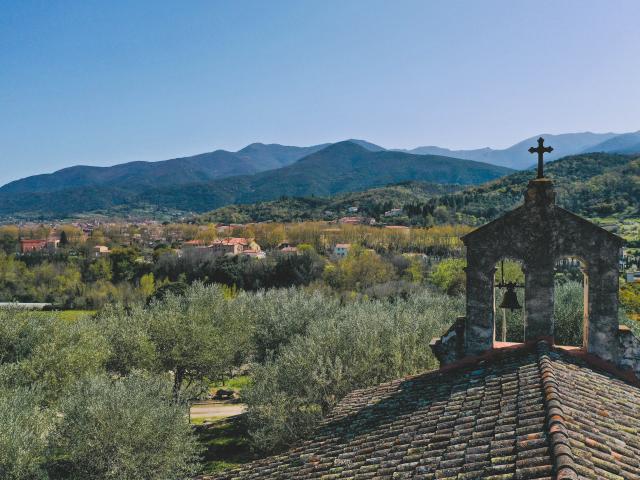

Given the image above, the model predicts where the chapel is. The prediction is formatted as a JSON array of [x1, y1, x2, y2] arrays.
[[210, 139, 640, 480]]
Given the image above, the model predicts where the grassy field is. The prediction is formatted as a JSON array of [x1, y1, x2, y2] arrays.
[[211, 375, 251, 392]]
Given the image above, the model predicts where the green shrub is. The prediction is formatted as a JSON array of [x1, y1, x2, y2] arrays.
[[0, 311, 110, 403], [0, 387, 52, 480], [429, 258, 466, 295], [51, 372, 200, 480], [243, 289, 463, 452]]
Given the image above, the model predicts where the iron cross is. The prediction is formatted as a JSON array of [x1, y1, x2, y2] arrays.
[[528, 137, 553, 178]]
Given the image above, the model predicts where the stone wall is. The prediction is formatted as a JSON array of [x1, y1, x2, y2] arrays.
[[618, 326, 640, 378]]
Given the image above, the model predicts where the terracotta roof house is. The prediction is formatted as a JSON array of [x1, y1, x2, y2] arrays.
[[93, 245, 110, 257], [211, 238, 262, 256], [209, 139, 640, 479], [19, 238, 48, 253]]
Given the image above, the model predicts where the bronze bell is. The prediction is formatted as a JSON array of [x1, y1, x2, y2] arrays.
[[499, 283, 522, 311]]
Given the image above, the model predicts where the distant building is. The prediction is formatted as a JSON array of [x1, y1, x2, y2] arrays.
[[384, 208, 403, 217], [46, 237, 60, 251], [334, 243, 351, 258], [19, 239, 48, 253], [241, 249, 266, 259], [211, 238, 261, 256], [347, 206, 359, 213], [93, 245, 110, 257]]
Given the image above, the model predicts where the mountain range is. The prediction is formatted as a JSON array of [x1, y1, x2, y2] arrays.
[[1, 142, 331, 194], [2, 130, 639, 220], [0, 142, 510, 219], [401, 131, 640, 169]]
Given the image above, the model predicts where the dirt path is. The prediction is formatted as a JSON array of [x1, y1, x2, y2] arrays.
[[190, 400, 246, 419]]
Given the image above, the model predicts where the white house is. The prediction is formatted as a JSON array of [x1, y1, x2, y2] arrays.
[[93, 245, 110, 257], [334, 243, 351, 258], [384, 208, 403, 217]]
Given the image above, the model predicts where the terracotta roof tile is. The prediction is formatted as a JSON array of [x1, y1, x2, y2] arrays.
[[206, 341, 640, 479]]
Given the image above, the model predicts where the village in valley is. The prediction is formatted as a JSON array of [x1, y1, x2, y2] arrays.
[[2, 141, 640, 477]]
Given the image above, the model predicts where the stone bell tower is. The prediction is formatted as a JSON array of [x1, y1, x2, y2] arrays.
[[431, 138, 640, 377]]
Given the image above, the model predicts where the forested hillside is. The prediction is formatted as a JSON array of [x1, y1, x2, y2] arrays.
[[201, 182, 461, 223], [201, 153, 640, 225], [429, 152, 640, 224]]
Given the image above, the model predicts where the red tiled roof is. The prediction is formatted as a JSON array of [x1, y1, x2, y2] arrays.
[[208, 341, 640, 479], [213, 238, 250, 246]]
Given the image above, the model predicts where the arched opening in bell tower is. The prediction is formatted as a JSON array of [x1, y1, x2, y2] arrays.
[[493, 258, 526, 344], [553, 256, 588, 347]]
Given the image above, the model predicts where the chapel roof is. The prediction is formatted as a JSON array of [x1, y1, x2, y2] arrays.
[[208, 341, 640, 479]]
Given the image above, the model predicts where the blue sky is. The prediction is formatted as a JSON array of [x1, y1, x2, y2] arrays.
[[1, 0, 639, 185]]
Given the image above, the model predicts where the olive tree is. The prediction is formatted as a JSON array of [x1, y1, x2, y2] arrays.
[[0, 387, 52, 480], [96, 303, 157, 375], [147, 283, 252, 399], [244, 288, 463, 452], [243, 287, 341, 363], [0, 312, 110, 404], [51, 372, 200, 480]]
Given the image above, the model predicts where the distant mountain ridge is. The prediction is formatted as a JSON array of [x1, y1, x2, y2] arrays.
[[581, 131, 640, 155], [1, 142, 332, 194], [402, 131, 640, 170], [5, 131, 639, 195], [0, 141, 511, 219]]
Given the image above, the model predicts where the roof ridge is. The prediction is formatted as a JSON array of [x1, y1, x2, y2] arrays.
[[536, 340, 578, 480]]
